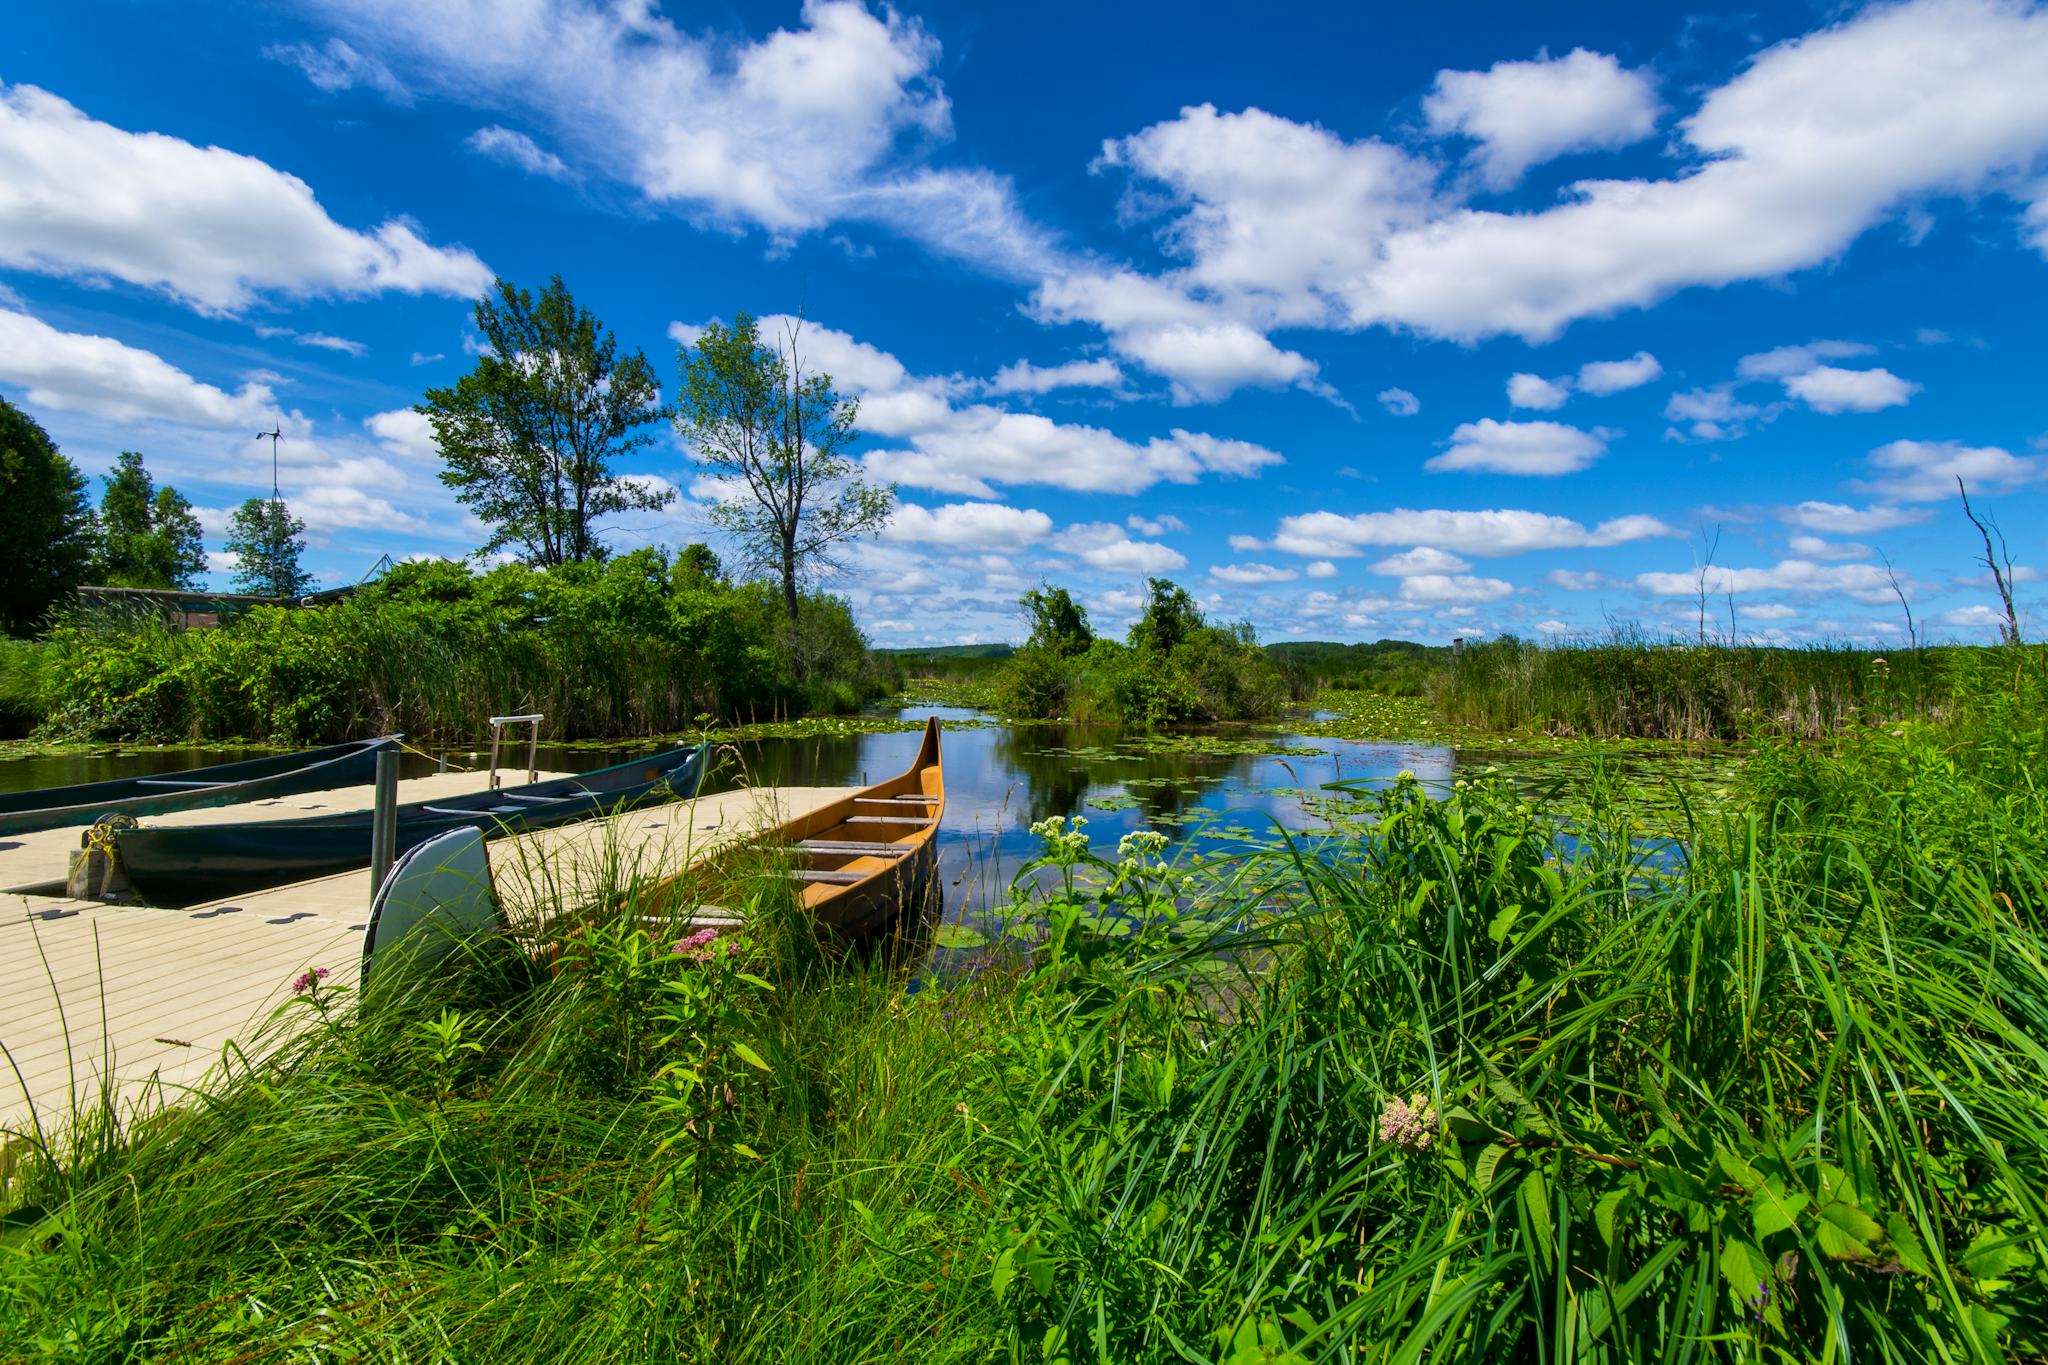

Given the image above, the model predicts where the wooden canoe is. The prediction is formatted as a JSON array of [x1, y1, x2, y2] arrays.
[[114, 742, 710, 906], [0, 736, 399, 837], [660, 716, 945, 941]]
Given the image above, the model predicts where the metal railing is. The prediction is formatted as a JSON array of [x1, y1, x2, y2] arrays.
[[487, 714, 545, 789]]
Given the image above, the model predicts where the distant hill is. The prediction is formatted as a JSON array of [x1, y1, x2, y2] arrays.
[[879, 643, 1017, 661]]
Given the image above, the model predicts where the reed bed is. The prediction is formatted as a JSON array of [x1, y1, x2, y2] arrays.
[[1426, 632, 1959, 741], [3, 653, 2044, 1360]]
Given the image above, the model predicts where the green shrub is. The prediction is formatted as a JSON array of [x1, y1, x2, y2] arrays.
[[30, 553, 895, 743]]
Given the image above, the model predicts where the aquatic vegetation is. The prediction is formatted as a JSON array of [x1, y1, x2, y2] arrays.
[[3, 656, 2044, 1360]]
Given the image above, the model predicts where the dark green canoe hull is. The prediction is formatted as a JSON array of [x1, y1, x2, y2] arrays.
[[115, 743, 709, 907], [0, 738, 399, 837]]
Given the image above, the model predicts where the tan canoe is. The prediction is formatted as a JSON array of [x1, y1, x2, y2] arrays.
[[661, 716, 945, 941]]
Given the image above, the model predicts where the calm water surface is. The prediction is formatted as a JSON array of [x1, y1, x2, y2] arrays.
[[0, 709, 1459, 918]]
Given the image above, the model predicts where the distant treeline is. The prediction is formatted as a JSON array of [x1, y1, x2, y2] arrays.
[[991, 579, 1288, 725], [3, 550, 898, 745]]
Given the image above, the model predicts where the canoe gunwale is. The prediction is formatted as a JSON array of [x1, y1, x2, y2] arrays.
[[0, 737, 401, 837], [113, 742, 711, 906]]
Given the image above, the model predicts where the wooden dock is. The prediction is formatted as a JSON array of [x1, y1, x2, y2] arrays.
[[0, 767, 579, 896], [1, 783, 846, 1142]]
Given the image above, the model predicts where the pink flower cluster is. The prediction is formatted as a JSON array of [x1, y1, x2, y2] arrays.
[[671, 927, 725, 962], [292, 966, 331, 995], [1377, 1093, 1439, 1151]]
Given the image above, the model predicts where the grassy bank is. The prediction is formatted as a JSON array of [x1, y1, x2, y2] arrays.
[[6, 552, 900, 745], [5, 652, 2043, 1358], [1424, 634, 1960, 742]]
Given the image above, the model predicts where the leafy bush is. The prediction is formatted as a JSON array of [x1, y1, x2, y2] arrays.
[[30, 552, 896, 743], [992, 578, 1287, 726]]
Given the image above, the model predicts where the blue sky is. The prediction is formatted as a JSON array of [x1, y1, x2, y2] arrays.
[[2, 0, 2044, 646]]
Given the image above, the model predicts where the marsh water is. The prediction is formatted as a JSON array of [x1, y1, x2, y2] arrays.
[[0, 707, 1479, 913]]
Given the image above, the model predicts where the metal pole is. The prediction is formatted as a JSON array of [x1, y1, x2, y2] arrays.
[[369, 749, 400, 908]]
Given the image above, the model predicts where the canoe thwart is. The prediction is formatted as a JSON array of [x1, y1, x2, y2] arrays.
[[795, 839, 911, 855], [843, 814, 936, 827], [787, 869, 874, 885]]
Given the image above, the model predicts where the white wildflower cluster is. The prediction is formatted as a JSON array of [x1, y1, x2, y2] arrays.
[[1376, 1093, 1439, 1152], [1029, 814, 1091, 858], [1117, 829, 1170, 867]]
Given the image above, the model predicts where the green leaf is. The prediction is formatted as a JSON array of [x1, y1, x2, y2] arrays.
[[1815, 1199, 1882, 1260], [1885, 1214, 1931, 1276], [1519, 1169, 1556, 1268], [731, 1142, 762, 1160], [1611, 1241, 1688, 1313], [1719, 1234, 1771, 1310], [1964, 1227, 2027, 1283], [1637, 1065, 1692, 1149], [1594, 1189, 1628, 1247], [733, 972, 776, 991], [1486, 903, 1522, 946], [1715, 1144, 1764, 1192], [1965, 1305, 2011, 1365], [1472, 1143, 1511, 1192], [991, 1246, 1016, 1303], [1752, 1186, 1809, 1241], [730, 1041, 772, 1072], [932, 924, 990, 950]]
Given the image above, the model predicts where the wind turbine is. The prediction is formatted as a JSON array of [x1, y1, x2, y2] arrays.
[[256, 424, 283, 503]]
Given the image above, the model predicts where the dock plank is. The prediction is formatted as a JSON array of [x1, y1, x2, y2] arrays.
[[1, 784, 847, 1139]]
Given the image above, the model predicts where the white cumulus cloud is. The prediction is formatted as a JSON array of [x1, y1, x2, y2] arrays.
[[1377, 386, 1420, 416], [1209, 562, 1298, 585], [1860, 438, 2044, 501], [1782, 365, 1919, 413], [467, 126, 575, 182], [0, 307, 277, 425], [1050, 522, 1187, 574], [1507, 373, 1571, 410], [1272, 507, 1672, 558], [1428, 418, 1607, 476], [0, 82, 489, 314], [882, 501, 1053, 550], [1424, 48, 1659, 190], [1370, 546, 1473, 577], [1576, 351, 1663, 394], [984, 357, 1122, 396]]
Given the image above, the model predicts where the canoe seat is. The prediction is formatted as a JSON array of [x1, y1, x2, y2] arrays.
[[787, 869, 870, 885], [797, 839, 909, 856], [844, 814, 935, 827], [419, 804, 527, 817], [854, 795, 939, 806], [132, 778, 229, 788], [498, 794, 569, 804]]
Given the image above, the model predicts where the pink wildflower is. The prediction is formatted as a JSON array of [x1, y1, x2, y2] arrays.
[[1377, 1093, 1438, 1151], [672, 927, 723, 962], [292, 967, 331, 995]]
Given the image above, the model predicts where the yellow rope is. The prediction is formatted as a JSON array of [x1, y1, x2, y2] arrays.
[[392, 737, 474, 772]]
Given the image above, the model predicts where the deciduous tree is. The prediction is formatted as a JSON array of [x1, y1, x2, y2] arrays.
[[97, 450, 205, 590], [675, 312, 895, 622], [225, 498, 315, 598], [420, 275, 672, 568], [1021, 583, 1093, 657], [0, 398, 95, 634]]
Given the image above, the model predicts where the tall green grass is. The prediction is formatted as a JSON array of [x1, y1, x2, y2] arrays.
[[13, 555, 900, 744], [4, 653, 2044, 1359], [1429, 632, 1957, 741]]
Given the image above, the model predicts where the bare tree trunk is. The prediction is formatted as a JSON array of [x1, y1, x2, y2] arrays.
[[1958, 477, 2021, 644], [781, 526, 800, 623]]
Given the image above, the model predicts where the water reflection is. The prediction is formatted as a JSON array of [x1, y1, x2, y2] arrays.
[[0, 708, 1459, 919]]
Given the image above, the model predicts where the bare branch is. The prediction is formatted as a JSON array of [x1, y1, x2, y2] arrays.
[[1958, 476, 2021, 644]]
